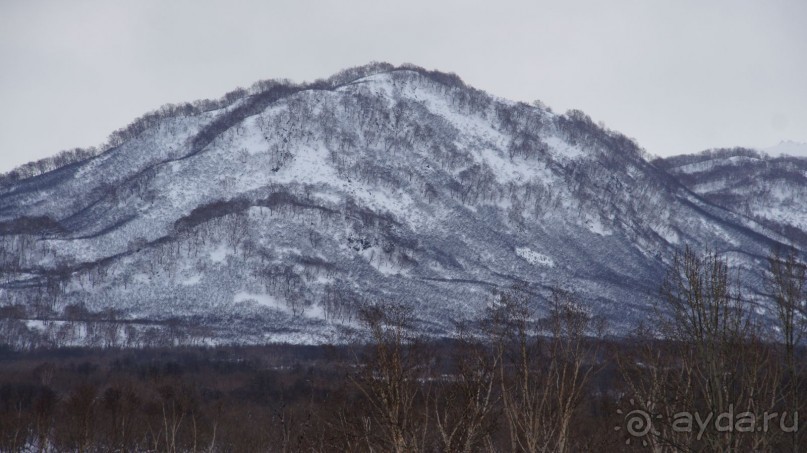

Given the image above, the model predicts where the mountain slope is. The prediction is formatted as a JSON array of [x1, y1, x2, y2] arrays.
[[0, 64, 796, 345], [656, 148, 807, 248]]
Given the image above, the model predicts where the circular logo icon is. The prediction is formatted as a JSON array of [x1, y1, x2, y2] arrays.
[[615, 398, 661, 446]]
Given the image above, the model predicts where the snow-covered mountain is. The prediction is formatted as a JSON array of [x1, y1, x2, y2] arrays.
[[656, 148, 807, 249], [0, 63, 798, 345]]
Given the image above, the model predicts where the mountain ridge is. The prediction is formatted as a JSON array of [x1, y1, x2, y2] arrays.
[[0, 63, 800, 346], [656, 147, 807, 249]]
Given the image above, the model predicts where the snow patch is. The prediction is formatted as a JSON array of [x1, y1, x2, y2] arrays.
[[583, 214, 612, 236], [25, 320, 47, 331], [234, 292, 284, 310], [544, 135, 586, 160], [478, 148, 554, 183], [515, 247, 555, 267], [361, 246, 407, 275], [210, 244, 230, 263]]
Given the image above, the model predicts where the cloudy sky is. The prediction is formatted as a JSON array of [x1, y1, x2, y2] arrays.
[[1, 0, 805, 172]]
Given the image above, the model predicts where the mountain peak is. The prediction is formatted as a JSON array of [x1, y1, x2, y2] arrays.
[[0, 64, 799, 347]]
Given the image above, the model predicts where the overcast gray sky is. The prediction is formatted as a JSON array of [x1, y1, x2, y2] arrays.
[[1, 0, 805, 172]]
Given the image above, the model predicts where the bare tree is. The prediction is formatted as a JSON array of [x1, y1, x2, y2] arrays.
[[769, 247, 807, 363], [489, 286, 601, 453], [769, 246, 807, 452], [541, 289, 603, 453], [659, 245, 779, 451], [433, 323, 500, 452], [352, 301, 430, 452], [225, 213, 250, 253]]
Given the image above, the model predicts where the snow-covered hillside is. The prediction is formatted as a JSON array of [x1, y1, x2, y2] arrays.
[[657, 147, 807, 248], [0, 64, 798, 345]]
